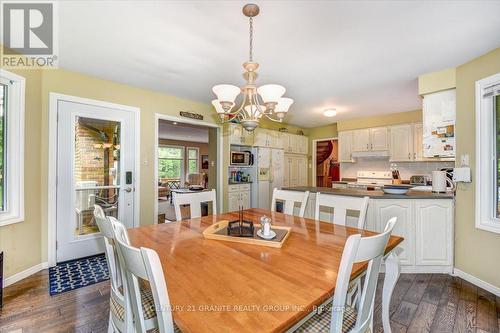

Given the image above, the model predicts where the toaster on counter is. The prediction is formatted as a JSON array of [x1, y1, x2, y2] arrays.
[[410, 175, 429, 185]]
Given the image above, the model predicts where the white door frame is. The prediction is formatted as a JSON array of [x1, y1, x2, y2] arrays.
[[48, 93, 141, 267], [311, 137, 339, 187], [154, 113, 223, 222]]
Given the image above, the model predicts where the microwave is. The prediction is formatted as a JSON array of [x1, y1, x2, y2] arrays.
[[230, 151, 253, 166]]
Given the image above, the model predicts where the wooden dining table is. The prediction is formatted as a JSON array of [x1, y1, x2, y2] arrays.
[[127, 208, 404, 333]]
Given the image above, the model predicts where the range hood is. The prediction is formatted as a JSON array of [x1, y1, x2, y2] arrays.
[[351, 150, 390, 158]]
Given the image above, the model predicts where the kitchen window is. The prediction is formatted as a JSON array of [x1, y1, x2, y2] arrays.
[[0, 70, 25, 226], [158, 146, 184, 182], [475, 72, 500, 233], [187, 147, 199, 174]]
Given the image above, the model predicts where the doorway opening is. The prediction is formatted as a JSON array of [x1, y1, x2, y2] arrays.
[[315, 139, 339, 187], [155, 118, 220, 223]]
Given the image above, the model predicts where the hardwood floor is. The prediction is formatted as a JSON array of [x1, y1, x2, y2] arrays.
[[1, 271, 499, 332]]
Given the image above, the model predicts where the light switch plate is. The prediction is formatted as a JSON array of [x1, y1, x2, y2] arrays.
[[460, 154, 470, 167]]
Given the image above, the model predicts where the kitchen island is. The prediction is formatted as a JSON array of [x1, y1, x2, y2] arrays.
[[283, 186, 455, 273]]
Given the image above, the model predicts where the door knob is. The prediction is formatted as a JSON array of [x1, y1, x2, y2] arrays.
[[124, 187, 133, 193]]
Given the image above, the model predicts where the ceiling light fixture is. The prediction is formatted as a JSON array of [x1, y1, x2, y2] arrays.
[[323, 109, 337, 117], [211, 3, 293, 132]]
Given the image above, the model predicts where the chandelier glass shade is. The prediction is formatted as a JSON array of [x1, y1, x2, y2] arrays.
[[211, 4, 293, 131]]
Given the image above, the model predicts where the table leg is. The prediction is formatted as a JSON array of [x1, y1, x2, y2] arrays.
[[382, 251, 400, 333]]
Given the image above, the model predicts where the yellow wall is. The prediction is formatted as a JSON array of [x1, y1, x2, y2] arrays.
[[336, 109, 422, 131], [418, 67, 457, 95], [0, 69, 43, 279], [454, 47, 500, 288]]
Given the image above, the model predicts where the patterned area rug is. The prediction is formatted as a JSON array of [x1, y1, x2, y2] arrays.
[[49, 254, 109, 295]]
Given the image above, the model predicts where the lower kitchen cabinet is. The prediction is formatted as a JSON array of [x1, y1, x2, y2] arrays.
[[227, 184, 251, 211], [374, 200, 415, 266], [414, 200, 453, 266], [301, 194, 454, 273]]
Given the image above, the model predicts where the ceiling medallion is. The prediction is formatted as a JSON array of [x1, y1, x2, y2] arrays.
[[211, 3, 293, 132]]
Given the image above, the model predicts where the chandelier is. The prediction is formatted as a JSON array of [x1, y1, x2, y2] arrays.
[[211, 3, 293, 132]]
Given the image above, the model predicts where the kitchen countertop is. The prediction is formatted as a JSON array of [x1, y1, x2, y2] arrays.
[[228, 181, 253, 185], [283, 186, 454, 199]]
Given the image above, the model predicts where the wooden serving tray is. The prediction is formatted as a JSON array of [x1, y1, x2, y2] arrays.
[[203, 220, 292, 248]]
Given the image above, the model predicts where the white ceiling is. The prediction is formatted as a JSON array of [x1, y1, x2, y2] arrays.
[[57, 1, 500, 128], [159, 120, 209, 143]]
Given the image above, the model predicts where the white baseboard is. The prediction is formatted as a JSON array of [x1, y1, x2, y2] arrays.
[[453, 268, 500, 297], [3, 262, 48, 288]]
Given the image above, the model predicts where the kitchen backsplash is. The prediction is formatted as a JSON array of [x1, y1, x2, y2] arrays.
[[340, 158, 455, 180]]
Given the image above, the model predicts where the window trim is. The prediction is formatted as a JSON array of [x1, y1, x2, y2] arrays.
[[0, 69, 25, 227], [475, 72, 500, 234], [158, 144, 185, 182], [187, 146, 200, 174]]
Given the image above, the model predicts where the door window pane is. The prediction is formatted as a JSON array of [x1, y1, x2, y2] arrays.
[[74, 117, 121, 236], [0, 84, 6, 212]]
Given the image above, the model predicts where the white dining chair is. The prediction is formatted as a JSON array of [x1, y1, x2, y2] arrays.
[[314, 193, 369, 229], [271, 188, 310, 217], [113, 219, 180, 333], [172, 189, 217, 221], [296, 217, 397, 333], [93, 206, 133, 333]]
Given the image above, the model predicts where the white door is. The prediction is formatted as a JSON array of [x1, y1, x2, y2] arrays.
[[297, 157, 308, 186], [390, 125, 413, 161], [253, 128, 268, 147], [241, 191, 251, 209], [56, 100, 137, 262], [228, 191, 240, 212]]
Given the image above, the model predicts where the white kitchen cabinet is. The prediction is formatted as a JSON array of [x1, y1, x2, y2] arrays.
[[253, 128, 283, 148], [389, 123, 425, 162], [375, 200, 414, 266], [413, 123, 423, 161], [389, 125, 413, 161], [370, 127, 389, 151], [415, 200, 453, 266], [353, 129, 371, 151], [338, 131, 354, 162], [283, 155, 308, 187], [227, 184, 251, 211], [228, 124, 254, 146], [352, 127, 388, 152], [282, 133, 308, 154], [300, 193, 454, 273]]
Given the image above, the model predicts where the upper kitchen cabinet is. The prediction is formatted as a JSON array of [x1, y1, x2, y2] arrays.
[[352, 129, 371, 151], [228, 123, 254, 146], [422, 89, 456, 158], [254, 128, 282, 148], [352, 127, 388, 152], [413, 123, 423, 161], [389, 125, 413, 161], [389, 123, 425, 162], [338, 131, 354, 162], [283, 133, 308, 155]]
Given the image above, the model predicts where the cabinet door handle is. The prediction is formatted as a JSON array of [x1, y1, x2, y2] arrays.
[[414, 152, 416, 159], [371, 143, 373, 150], [408, 153, 411, 160], [366, 143, 369, 149]]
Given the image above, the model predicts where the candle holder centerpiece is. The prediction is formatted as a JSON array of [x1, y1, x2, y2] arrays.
[[227, 205, 254, 237]]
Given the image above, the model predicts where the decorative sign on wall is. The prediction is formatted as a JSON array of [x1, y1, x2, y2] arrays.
[[179, 111, 204, 121]]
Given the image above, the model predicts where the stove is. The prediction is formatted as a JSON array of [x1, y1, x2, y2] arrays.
[[347, 171, 393, 189]]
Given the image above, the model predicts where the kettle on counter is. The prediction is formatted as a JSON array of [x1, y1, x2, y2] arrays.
[[432, 171, 455, 193]]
